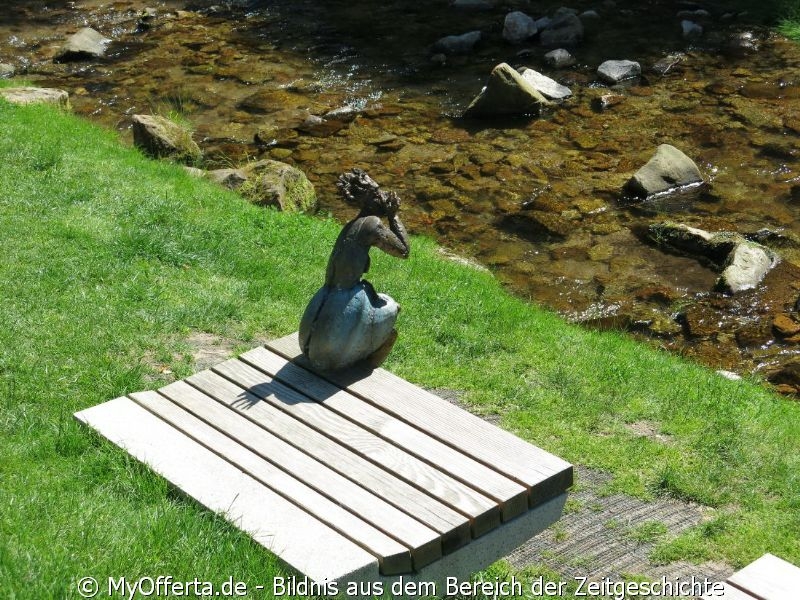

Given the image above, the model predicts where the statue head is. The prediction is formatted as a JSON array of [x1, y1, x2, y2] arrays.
[[337, 168, 398, 217]]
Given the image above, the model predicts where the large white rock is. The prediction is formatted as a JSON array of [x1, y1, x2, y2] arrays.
[[503, 11, 538, 44], [519, 68, 572, 100], [597, 59, 641, 83], [463, 62, 550, 118], [717, 242, 777, 294]]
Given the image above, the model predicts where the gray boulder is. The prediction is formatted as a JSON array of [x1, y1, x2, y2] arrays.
[[432, 31, 481, 55], [717, 241, 777, 294], [503, 11, 538, 44], [54, 27, 110, 62], [0, 63, 15, 78], [131, 114, 202, 164], [624, 144, 703, 198], [0, 87, 70, 108], [597, 59, 641, 84], [520, 68, 572, 100], [239, 159, 317, 212], [463, 62, 550, 118], [544, 48, 576, 68], [540, 13, 584, 47]]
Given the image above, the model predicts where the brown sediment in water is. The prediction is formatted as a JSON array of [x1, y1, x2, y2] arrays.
[[3, 0, 799, 394]]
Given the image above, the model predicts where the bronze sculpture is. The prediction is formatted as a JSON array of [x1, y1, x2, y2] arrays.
[[299, 169, 410, 371]]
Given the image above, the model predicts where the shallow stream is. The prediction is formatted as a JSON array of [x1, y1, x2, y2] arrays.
[[3, 0, 800, 391]]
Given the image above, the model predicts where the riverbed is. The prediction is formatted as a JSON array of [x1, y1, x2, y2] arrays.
[[3, 0, 800, 392]]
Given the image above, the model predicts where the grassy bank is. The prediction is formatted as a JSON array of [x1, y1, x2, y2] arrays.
[[0, 96, 798, 599]]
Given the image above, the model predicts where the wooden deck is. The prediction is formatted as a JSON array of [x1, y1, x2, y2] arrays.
[[75, 333, 572, 585], [703, 554, 800, 600]]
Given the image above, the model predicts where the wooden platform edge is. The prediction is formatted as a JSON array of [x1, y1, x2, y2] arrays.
[[74, 397, 379, 584], [725, 553, 800, 600]]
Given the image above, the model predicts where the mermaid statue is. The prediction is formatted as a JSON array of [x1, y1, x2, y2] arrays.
[[299, 169, 410, 371]]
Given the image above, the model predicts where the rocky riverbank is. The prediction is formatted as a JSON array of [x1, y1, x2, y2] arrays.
[[2, 0, 800, 394]]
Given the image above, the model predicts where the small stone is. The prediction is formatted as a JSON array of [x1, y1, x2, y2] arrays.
[[503, 12, 538, 44], [717, 370, 742, 381], [432, 31, 481, 55], [597, 59, 641, 84], [681, 20, 703, 40], [651, 54, 684, 76], [54, 27, 110, 62], [544, 48, 576, 68], [591, 93, 625, 111], [579, 10, 600, 20], [0, 63, 15, 78], [773, 314, 800, 337], [624, 144, 703, 199]]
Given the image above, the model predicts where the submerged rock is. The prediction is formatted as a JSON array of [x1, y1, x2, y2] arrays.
[[432, 31, 481, 54], [681, 20, 703, 39], [451, 0, 493, 10], [540, 13, 584, 47], [624, 144, 703, 199], [239, 159, 316, 212], [647, 222, 778, 294], [131, 114, 202, 164], [519, 68, 572, 100], [463, 62, 550, 118], [54, 27, 110, 62], [544, 48, 576, 68], [0, 87, 70, 108], [503, 11, 538, 44], [597, 59, 641, 84]]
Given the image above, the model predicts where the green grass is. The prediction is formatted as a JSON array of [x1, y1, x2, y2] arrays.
[[0, 95, 799, 598]]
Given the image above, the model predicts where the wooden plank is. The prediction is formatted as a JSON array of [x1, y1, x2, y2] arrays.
[[267, 333, 573, 506], [74, 397, 377, 583], [239, 346, 530, 522], [702, 582, 757, 600], [134, 387, 442, 570], [128, 390, 412, 575], [728, 553, 800, 600], [158, 380, 472, 553], [203, 361, 502, 538]]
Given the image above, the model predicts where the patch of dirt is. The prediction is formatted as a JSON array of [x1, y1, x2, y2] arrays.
[[185, 332, 241, 371], [625, 420, 673, 444]]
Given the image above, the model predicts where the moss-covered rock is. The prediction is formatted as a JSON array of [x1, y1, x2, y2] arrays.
[[131, 114, 202, 165], [239, 159, 316, 212]]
